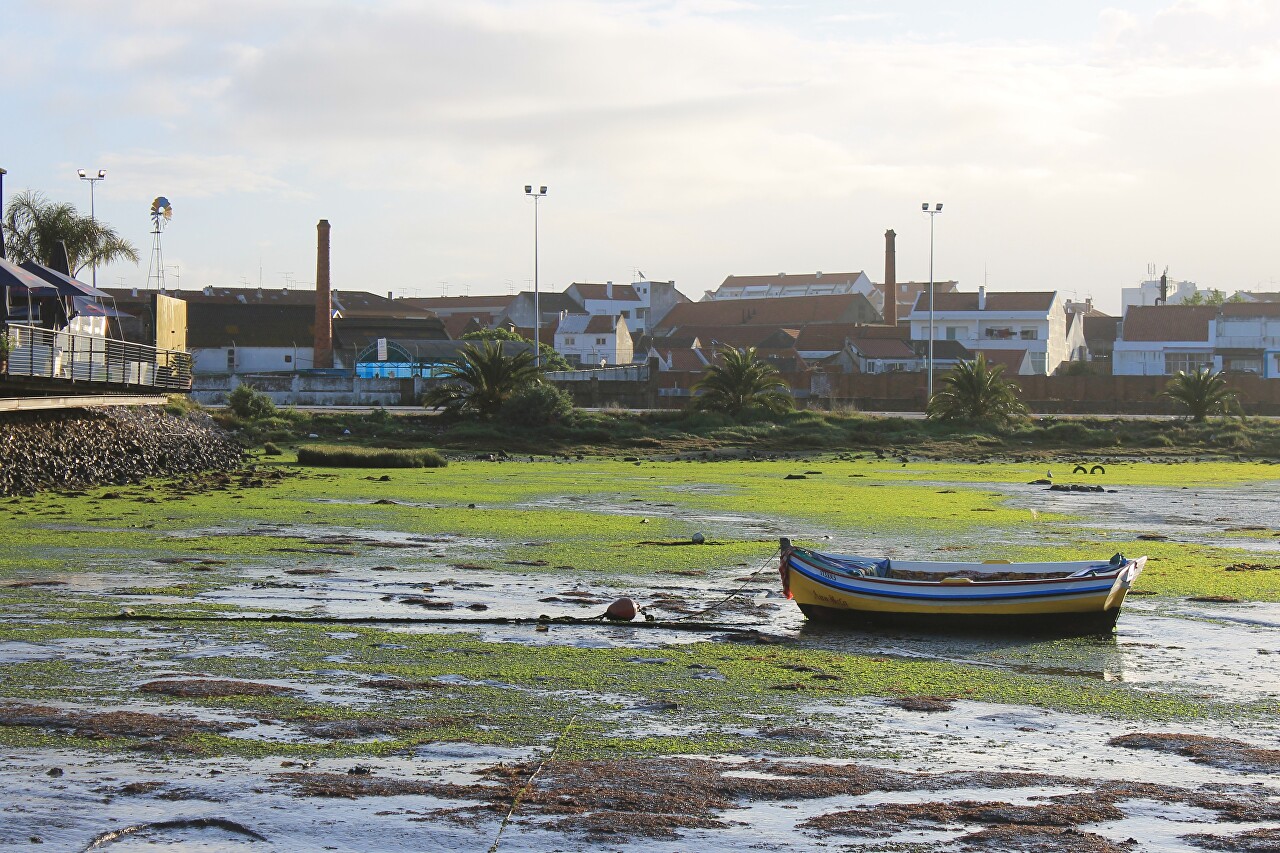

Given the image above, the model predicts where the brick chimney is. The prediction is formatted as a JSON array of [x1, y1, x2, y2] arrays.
[[883, 229, 897, 326], [314, 219, 334, 369]]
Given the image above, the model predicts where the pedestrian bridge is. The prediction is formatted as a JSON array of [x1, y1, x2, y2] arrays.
[[2, 323, 192, 394]]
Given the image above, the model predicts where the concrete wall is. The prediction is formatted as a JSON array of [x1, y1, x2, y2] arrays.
[[193, 372, 414, 406], [810, 372, 1280, 415]]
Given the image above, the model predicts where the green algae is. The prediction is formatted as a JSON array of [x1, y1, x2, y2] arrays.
[[0, 455, 1276, 764]]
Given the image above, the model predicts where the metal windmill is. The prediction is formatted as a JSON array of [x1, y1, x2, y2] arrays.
[[146, 196, 173, 290]]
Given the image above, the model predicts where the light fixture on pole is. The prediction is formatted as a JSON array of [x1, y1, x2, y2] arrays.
[[78, 169, 106, 289], [921, 202, 943, 407], [524, 184, 548, 367]]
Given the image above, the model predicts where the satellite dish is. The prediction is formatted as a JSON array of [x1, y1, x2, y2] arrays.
[[150, 197, 173, 230]]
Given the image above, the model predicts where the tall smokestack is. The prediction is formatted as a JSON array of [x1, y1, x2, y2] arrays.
[[314, 219, 334, 369], [883, 229, 897, 326]]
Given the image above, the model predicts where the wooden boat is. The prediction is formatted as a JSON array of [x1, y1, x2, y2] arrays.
[[778, 537, 1146, 635]]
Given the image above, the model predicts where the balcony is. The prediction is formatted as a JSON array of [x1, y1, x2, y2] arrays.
[[2, 323, 192, 393]]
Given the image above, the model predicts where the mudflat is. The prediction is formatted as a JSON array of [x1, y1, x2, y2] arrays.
[[0, 455, 1277, 851]]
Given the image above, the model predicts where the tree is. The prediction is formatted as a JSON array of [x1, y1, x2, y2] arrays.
[[692, 347, 793, 416], [1161, 367, 1240, 422], [927, 354, 1028, 425], [1181, 289, 1227, 306], [423, 340, 542, 417], [3, 190, 139, 276], [461, 327, 570, 371]]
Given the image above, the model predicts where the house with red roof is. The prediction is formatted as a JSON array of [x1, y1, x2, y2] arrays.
[[1113, 305, 1218, 376], [907, 288, 1067, 375]]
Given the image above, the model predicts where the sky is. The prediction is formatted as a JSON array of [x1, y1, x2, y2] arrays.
[[5, 0, 1280, 314]]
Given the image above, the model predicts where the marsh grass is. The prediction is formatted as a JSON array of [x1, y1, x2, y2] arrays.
[[296, 445, 447, 468]]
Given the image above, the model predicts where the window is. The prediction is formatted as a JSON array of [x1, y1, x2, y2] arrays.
[[985, 327, 1014, 339], [1165, 352, 1213, 374], [621, 310, 629, 318], [945, 326, 962, 340], [1030, 353, 1047, 374], [284, 354, 292, 364], [596, 337, 607, 346], [227, 349, 235, 371], [1019, 328, 1038, 340], [564, 337, 575, 345]]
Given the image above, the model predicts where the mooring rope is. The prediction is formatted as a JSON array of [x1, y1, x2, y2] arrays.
[[487, 712, 580, 853], [660, 546, 781, 622]]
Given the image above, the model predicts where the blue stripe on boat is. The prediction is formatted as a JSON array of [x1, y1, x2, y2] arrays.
[[786, 559, 1115, 602]]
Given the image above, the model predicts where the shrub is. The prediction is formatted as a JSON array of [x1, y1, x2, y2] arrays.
[[262, 441, 283, 456], [499, 382, 574, 427], [296, 445, 447, 468], [228, 384, 277, 420]]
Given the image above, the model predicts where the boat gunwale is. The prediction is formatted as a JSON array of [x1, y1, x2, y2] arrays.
[[786, 547, 1139, 590]]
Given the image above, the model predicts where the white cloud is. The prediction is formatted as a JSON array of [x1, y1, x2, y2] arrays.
[[10, 0, 1280, 308]]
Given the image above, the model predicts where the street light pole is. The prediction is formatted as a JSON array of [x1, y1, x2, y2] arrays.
[[921, 202, 943, 407], [524, 184, 547, 367], [78, 169, 106, 288]]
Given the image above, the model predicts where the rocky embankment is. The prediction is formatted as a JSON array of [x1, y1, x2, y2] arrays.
[[0, 406, 244, 496]]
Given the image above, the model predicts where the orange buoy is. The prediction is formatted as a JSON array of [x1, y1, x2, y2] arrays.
[[605, 597, 638, 621]]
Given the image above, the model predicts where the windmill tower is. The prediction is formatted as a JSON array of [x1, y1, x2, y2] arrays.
[[146, 196, 173, 290]]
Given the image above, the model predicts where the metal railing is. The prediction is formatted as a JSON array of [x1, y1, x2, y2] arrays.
[[543, 363, 650, 382], [1, 323, 193, 391]]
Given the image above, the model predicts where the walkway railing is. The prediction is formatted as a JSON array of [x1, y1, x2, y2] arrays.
[[2, 323, 193, 392]]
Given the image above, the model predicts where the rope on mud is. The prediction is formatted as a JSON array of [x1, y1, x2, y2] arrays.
[[659, 546, 781, 623], [487, 713, 580, 853], [80, 817, 267, 850], [84, 612, 782, 638]]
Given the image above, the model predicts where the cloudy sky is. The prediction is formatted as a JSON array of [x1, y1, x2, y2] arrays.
[[6, 0, 1279, 313]]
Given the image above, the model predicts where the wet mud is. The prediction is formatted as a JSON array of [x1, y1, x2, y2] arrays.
[[2, 458, 1278, 850]]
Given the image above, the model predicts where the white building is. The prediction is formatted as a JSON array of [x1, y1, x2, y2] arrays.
[[563, 280, 686, 337], [1120, 278, 1201, 316], [1215, 302, 1280, 378], [907, 288, 1067, 375], [553, 313, 634, 366]]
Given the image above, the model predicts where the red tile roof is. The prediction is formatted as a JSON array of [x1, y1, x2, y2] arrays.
[[667, 326, 782, 348], [911, 291, 1057, 313], [585, 314, 620, 334], [1121, 305, 1217, 342], [571, 283, 641, 302], [717, 271, 867, 290], [971, 348, 1029, 373], [398, 295, 512, 311], [849, 337, 916, 359], [658, 294, 876, 330], [1222, 302, 1280, 317], [659, 349, 710, 371]]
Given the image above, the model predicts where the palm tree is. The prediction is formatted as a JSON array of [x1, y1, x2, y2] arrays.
[[927, 354, 1028, 425], [422, 340, 541, 417], [692, 347, 793, 416], [3, 190, 139, 276], [1161, 367, 1240, 422]]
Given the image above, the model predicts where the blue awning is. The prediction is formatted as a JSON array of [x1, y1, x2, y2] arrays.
[[0, 258, 59, 294], [19, 261, 110, 298]]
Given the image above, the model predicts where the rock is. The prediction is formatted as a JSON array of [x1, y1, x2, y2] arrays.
[[691, 532, 705, 545]]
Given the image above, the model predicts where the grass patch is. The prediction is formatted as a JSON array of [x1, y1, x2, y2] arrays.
[[296, 445, 447, 468]]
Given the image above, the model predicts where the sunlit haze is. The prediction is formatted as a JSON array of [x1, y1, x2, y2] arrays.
[[7, 0, 1280, 313]]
